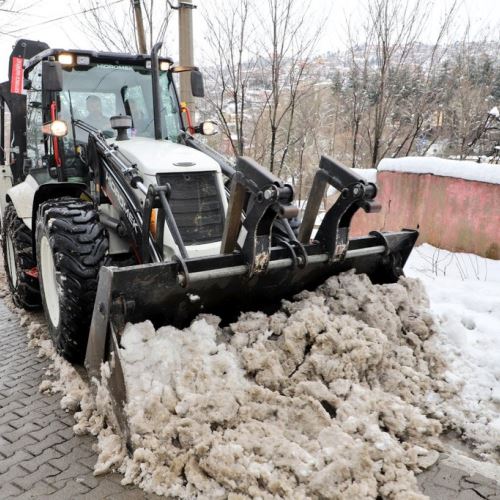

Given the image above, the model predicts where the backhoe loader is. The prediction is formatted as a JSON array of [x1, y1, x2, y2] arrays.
[[0, 39, 417, 435]]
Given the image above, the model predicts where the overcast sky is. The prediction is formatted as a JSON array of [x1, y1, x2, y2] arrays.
[[0, 0, 498, 81]]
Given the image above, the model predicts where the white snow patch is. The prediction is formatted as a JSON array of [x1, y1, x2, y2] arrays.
[[352, 167, 378, 183], [379, 156, 500, 185], [405, 244, 500, 458], [489, 106, 500, 118]]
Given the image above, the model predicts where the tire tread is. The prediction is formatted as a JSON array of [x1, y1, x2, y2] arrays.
[[37, 197, 108, 363], [1, 203, 41, 309]]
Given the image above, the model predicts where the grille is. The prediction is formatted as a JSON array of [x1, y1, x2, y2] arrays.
[[157, 171, 224, 245]]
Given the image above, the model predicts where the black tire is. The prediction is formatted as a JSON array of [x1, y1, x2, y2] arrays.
[[1, 202, 41, 309], [36, 197, 108, 363]]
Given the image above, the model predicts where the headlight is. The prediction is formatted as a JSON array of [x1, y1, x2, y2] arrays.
[[160, 61, 171, 71], [57, 53, 74, 65], [42, 120, 68, 137], [50, 120, 68, 137]]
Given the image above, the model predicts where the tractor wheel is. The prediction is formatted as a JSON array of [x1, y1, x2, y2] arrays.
[[36, 198, 108, 364], [1, 203, 41, 309]]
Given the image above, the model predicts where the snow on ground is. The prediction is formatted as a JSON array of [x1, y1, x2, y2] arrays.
[[2, 245, 499, 498], [405, 244, 500, 458], [0, 264, 104, 452], [379, 156, 500, 185]]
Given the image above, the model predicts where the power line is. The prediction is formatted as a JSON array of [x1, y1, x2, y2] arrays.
[[0, 6, 49, 18], [16, 1, 45, 13], [1, 0, 126, 37]]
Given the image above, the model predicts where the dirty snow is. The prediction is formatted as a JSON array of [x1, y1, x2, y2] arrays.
[[0, 266, 116, 473], [379, 156, 500, 185], [405, 244, 500, 459], [88, 272, 451, 499]]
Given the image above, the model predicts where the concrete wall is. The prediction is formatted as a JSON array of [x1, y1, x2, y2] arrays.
[[348, 171, 500, 260]]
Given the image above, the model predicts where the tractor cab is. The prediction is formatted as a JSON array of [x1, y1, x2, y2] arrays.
[[16, 47, 184, 184]]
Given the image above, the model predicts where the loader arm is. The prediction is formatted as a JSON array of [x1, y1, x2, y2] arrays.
[[75, 120, 189, 264]]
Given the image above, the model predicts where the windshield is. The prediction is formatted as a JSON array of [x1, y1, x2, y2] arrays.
[[59, 64, 181, 145]]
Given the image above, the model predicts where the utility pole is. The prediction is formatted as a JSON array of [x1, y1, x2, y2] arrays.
[[178, 0, 196, 114], [132, 0, 147, 54]]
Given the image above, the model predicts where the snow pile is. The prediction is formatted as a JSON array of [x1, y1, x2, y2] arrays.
[[405, 244, 500, 459], [18, 311, 99, 421], [98, 272, 451, 498], [17, 308, 124, 475], [379, 156, 500, 185]]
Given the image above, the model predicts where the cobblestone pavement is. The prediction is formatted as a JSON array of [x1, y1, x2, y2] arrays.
[[1, 294, 500, 499], [418, 454, 500, 500], [0, 297, 159, 499]]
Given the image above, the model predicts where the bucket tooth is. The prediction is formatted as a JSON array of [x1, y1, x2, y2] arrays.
[[300, 155, 381, 262], [221, 157, 298, 276]]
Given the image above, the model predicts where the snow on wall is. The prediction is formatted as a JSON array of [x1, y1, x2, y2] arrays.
[[379, 157, 500, 185]]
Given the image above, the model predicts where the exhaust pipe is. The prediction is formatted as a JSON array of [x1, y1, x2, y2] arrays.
[[151, 42, 163, 140]]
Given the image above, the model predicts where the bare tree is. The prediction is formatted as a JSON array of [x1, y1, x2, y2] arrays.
[[255, 0, 323, 175], [444, 27, 499, 159], [203, 0, 323, 178], [343, 23, 374, 168], [368, 0, 429, 167], [203, 0, 255, 156], [78, 0, 172, 53], [340, 0, 460, 167]]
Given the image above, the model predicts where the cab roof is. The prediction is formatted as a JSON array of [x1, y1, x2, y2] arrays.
[[25, 48, 174, 72]]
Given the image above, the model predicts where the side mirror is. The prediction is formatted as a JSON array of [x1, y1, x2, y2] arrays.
[[42, 60, 63, 92], [194, 120, 218, 136], [191, 70, 204, 98]]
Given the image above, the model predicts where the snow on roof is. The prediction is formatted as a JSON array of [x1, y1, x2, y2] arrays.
[[379, 157, 500, 185]]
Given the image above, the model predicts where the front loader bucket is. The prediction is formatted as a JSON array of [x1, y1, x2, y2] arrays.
[[84, 154, 419, 440], [85, 229, 417, 371]]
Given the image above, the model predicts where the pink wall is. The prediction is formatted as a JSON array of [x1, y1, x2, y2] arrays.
[[348, 171, 500, 260]]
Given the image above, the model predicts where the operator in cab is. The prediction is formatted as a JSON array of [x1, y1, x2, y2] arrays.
[[85, 95, 109, 130]]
